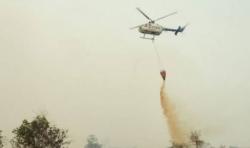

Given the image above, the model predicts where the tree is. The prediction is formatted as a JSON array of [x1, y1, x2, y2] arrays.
[[11, 115, 70, 148], [0, 130, 3, 148], [84, 135, 102, 148], [190, 131, 204, 148]]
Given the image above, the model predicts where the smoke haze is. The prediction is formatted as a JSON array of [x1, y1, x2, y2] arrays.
[[0, 0, 250, 147]]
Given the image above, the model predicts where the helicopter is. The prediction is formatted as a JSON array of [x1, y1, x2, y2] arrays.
[[130, 8, 187, 40]]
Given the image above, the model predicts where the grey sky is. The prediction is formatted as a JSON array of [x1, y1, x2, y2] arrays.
[[0, 0, 250, 147]]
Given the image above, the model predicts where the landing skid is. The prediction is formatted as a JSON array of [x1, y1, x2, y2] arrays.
[[140, 34, 155, 41]]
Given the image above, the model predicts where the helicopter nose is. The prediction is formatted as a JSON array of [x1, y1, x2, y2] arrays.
[[138, 26, 142, 32]]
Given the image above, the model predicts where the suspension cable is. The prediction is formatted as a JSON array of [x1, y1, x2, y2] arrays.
[[152, 41, 164, 70]]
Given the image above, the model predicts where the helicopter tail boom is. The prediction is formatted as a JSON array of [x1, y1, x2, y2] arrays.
[[163, 24, 188, 35]]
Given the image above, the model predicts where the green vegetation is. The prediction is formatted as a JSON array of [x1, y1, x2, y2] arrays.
[[84, 135, 102, 148], [0, 130, 3, 148], [11, 115, 70, 148]]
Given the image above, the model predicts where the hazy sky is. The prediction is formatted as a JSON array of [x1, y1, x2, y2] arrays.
[[0, 0, 250, 147]]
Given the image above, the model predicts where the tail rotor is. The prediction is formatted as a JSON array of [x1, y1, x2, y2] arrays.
[[175, 23, 189, 35]]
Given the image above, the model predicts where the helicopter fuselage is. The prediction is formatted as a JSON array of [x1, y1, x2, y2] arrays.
[[138, 23, 163, 35]]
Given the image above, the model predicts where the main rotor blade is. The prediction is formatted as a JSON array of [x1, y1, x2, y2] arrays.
[[153, 11, 177, 22], [136, 7, 153, 22], [130, 23, 145, 30]]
